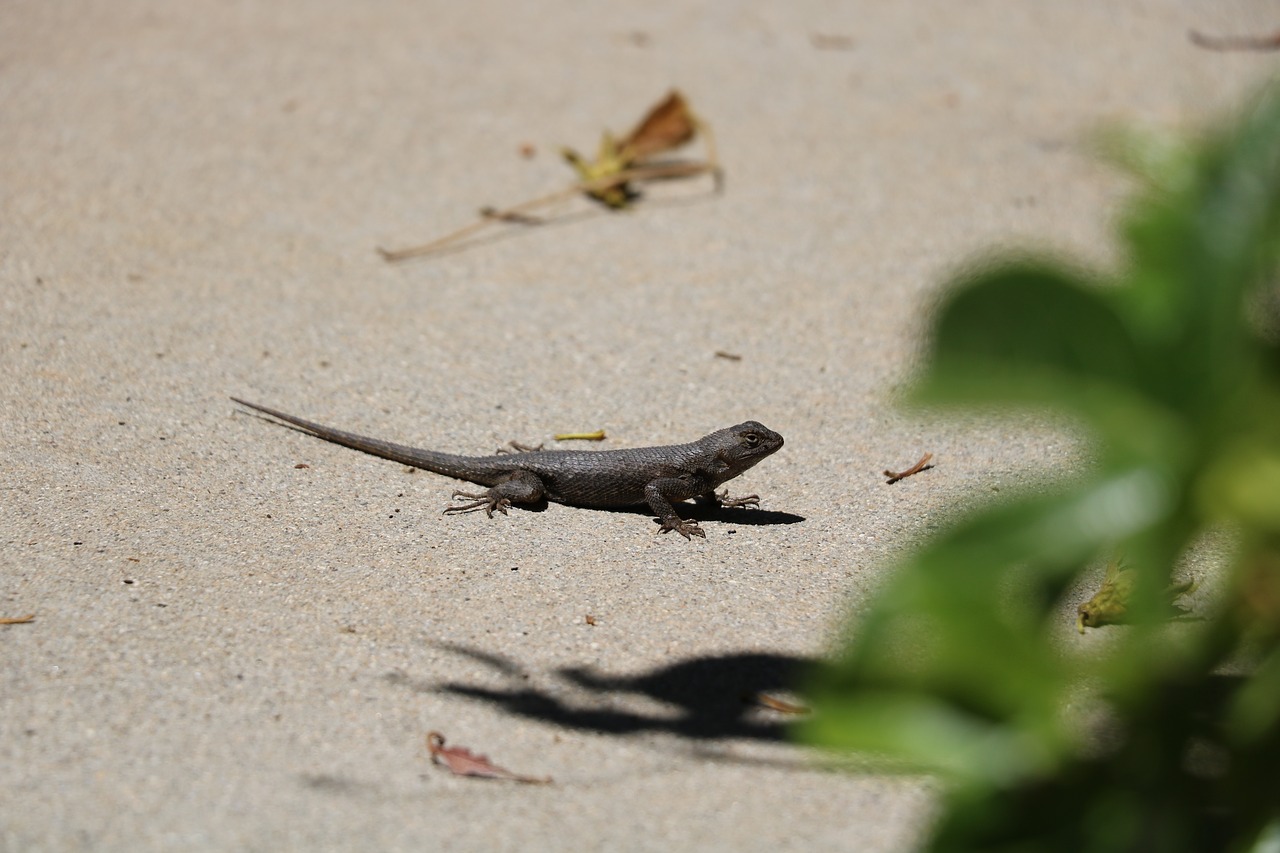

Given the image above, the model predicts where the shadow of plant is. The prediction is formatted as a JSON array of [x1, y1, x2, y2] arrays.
[[398, 644, 817, 741]]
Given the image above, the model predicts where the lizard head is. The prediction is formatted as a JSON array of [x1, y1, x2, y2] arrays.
[[718, 421, 784, 471]]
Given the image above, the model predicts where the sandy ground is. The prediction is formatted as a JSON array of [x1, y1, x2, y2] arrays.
[[2, 1, 1275, 850]]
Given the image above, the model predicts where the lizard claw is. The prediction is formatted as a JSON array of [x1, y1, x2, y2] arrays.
[[444, 490, 510, 518], [659, 518, 706, 540], [495, 441, 544, 455], [714, 490, 760, 509]]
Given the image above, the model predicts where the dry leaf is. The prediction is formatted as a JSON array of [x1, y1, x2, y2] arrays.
[[749, 692, 811, 715], [884, 453, 933, 484], [810, 33, 856, 51], [617, 90, 698, 163], [379, 90, 720, 259], [1076, 561, 1197, 632], [554, 430, 606, 442], [563, 89, 711, 209], [426, 731, 551, 784], [585, 614, 598, 626], [1189, 29, 1280, 51], [0, 614, 35, 625]]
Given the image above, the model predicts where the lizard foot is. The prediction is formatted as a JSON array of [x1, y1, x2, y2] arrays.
[[714, 490, 760, 509], [659, 518, 706, 540], [444, 490, 511, 518], [495, 441, 544, 455]]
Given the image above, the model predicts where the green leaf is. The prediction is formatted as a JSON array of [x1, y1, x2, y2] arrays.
[[915, 261, 1141, 409], [809, 85, 1280, 852]]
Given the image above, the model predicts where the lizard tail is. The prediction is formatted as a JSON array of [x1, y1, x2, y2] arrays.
[[230, 397, 491, 482]]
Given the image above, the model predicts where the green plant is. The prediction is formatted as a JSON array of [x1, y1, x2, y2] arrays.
[[806, 87, 1280, 852]]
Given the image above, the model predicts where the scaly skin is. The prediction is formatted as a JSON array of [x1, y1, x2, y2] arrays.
[[231, 397, 783, 539]]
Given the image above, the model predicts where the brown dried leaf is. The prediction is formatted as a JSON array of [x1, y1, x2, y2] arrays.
[[749, 692, 811, 716], [884, 453, 934, 484], [619, 90, 698, 163], [380, 91, 718, 258], [1189, 29, 1280, 51], [0, 614, 35, 625], [426, 731, 551, 784]]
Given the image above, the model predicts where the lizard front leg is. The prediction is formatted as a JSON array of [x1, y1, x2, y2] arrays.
[[644, 478, 705, 540], [443, 471, 546, 518]]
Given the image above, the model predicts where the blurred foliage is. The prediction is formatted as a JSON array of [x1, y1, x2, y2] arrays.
[[806, 86, 1280, 851]]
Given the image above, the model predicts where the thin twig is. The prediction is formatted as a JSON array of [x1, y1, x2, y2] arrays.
[[1189, 29, 1280, 51], [377, 185, 580, 261], [884, 452, 933, 484], [479, 207, 544, 225], [377, 161, 720, 262]]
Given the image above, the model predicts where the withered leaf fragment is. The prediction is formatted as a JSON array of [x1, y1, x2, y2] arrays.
[[884, 453, 933, 484], [554, 430, 606, 442], [378, 90, 720, 260], [561, 89, 714, 209], [0, 614, 35, 625], [748, 692, 811, 716], [1189, 29, 1280, 51], [618, 89, 700, 163], [425, 731, 551, 784], [1076, 561, 1198, 633]]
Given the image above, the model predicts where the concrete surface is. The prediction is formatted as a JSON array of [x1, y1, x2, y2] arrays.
[[2, 1, 1274, 850]]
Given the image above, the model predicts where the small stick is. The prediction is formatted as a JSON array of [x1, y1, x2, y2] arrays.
[[1189, 29, 1280, 51], [377, 162, 721, 262], [377, 185, 580, 261], [480, 207, 544, 225], [884, 452, 933, 485]]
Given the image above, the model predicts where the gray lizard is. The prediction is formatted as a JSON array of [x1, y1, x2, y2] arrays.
[[231, 397, 783, 539]]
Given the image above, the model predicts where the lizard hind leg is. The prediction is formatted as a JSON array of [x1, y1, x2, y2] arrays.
[[442, 471, 546, 519], [444, 490, 509, 517]]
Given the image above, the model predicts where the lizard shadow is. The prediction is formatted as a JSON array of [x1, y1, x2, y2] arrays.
[[388, 644, 825, 741], [600, 502, 806, 531]]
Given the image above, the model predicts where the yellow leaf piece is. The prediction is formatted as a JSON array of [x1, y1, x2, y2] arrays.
[[554, 430, 606, 442], [1076, 561, 1198, 633], [378, 90, 721, 260], [560, 90, 715, 209]]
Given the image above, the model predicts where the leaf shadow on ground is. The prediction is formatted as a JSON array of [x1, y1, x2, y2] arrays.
[[387, 645, 821, 741]]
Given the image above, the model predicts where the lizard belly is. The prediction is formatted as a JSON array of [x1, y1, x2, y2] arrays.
[[537, 468, 651, 508]]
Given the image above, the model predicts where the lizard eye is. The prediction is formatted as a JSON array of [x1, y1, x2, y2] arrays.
[[742, 432, 760, 448]]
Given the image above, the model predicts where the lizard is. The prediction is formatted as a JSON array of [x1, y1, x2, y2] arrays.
[[230, 397, 783, 539]]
